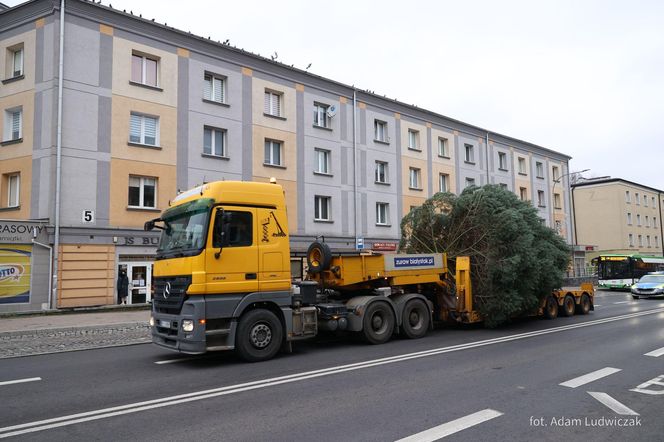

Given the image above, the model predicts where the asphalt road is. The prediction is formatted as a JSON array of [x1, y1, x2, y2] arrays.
[[1, 289, 663, 441]]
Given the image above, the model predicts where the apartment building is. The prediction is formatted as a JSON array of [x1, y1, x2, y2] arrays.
[[0, 0, 573, 311], [572, 178, 664, 260]]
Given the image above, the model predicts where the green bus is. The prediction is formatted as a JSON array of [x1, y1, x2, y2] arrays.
[[594, 254, 664, 289]]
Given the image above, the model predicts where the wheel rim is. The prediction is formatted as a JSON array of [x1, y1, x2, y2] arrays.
[[566, 298, 574, 313], [409, 309, 424, 330], [250, 322, 272, 349], [371, 312, 387, 334]]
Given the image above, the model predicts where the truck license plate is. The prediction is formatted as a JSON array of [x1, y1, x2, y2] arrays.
[[159, 320, 171, 328]]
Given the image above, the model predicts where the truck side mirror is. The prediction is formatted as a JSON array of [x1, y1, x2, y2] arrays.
[[214, 208, 230, 259]]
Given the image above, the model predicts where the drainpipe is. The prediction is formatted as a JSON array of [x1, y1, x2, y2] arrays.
[[352, 88, 358, 249], [52, 0, 65, 309], [485, 132, 490, 184]]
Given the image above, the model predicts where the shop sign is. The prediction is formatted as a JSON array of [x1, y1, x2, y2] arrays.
[[123, 236, 160, 246], [0, 221, 47, 244], [0, 245, 31, 305], [372, 242, 397, 251]]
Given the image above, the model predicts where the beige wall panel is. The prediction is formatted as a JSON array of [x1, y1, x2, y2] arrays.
[[431, 127, 455, 164], [0, 155, 31, 219], [61, 260, 110, 271], [57, 245, 115, 307], [63, 270, 111, 280], [401, 120, 428, 159], [62, 245, 114, 253], [431, 163, 456, 194], [402, 158, 428, 198], [0, 90, 34, 156], [252, 126, 297, 181], [0, 29, 36, 97], [109, 159, 176, 228], [253, 176, 298, 233], [61, 279, 110, 289], [111, 37, 178, 107], [111, 95, 177, 165], [402, 195, 427, 216], [574, 187, 623, 250], [252, 78, 296, 132]]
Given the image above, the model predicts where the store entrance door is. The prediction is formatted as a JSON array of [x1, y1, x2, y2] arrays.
[[118, 262, 153, 304]]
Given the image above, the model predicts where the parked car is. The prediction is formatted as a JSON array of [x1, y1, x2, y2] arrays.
[[631, 272, 664, 299]]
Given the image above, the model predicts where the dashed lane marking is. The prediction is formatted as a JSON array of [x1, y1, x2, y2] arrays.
[[0, 377, 41, 387], [644, 346, 664, 358], [394, 409, 503, 441], [588, 392, 639, 415], [154, 358, 198, 365], [613, 301, 632, 304], [560, 367, 622, 388]]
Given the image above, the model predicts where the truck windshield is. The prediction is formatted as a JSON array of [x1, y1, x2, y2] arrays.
[[157, 198, 214, 258]]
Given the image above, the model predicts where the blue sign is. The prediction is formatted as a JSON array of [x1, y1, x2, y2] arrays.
[[394, 256, 435, 267]]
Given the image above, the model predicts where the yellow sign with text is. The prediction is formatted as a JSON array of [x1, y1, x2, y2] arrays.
[[0, 245, 32, 304]]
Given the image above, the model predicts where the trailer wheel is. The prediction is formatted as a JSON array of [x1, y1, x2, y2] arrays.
[[561, 295, 575, 317], [362, 302, 395, 344], [402, 299, 430, 339], [577, 294, 591, 315], [235, 309, 283, 362], [307, 241, 332, 274], [544, 296, 558, 319]]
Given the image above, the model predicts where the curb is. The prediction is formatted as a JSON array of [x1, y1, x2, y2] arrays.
[[0, 322, 150, 338], [0, 340, 152, 360]]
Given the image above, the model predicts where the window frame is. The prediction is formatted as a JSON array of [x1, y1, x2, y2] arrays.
[[313, 102, 329, 128], [10, 46, 23, 78], [264, 139, 283, 167], [464, 144, 475, 164], [407, 129, 420, 151], [131, 52, 159, 88], [518, 157, 527, 175], [376, 202, 390, 226], [554, 193, 562, 209], [314, 148, 331, 175], [203, 72, 226, 104], [375, 161, 389, 184], [128, 175, 157, 209], [129, 112, 160, 147], [203, 126, 227, 158], [409, 167, 422, 190], [314, 195, 332, 222], [6, 173, 19, 208], [4, 107, 22, 142], [438, 173, 449, 193], [374, 120, 388, 143], [519, 187, 528, 201], [498, 152, 508, 171], [537, 190, 545, 207], [437, 137, 449, 158], [465, 177, 475, 188], [536, 162, 544, 178], [264, 90, 283, 117]]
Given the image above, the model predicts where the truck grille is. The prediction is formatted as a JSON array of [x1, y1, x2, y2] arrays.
[[153, 276, 191, 314]]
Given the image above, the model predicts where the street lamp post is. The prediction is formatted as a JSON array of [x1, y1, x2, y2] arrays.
[[553, 168, 589, 277]]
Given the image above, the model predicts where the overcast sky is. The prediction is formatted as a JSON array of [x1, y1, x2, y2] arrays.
[[7, 0, 664, 189]]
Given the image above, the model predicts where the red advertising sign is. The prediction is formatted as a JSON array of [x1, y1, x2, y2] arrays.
[[372, 242, 397, 251]]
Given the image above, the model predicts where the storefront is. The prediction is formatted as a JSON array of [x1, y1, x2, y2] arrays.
[[0, 219, 51, 313]]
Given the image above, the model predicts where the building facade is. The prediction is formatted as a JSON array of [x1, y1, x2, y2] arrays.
[[572, 178, 664, 261], [0, 0, 573, 311]]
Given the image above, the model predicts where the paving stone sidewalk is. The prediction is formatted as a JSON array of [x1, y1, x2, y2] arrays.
[[0, 308, 151, 359]]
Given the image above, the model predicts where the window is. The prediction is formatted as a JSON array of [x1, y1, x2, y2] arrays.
[[656, 236, 659, 247], [645, 215, 650, 227], [554, 193, 561, 209], [498, 152, 508, 170], [625, 191, 631, 203], [555, 220, 562, 233], [518, 157, 527, 174], [5, 173, 19, 208], [408, 129, 420, 150], [635, 193, 640, 205], [374, 120, 387, 142], [629, 233, 634, 247], [499, 183, 508, 190], [131, 53, 158, 87], [647, 235, 651, 247], [3, 108, 22, 141], [264, 90, 282, 117], [537, 190, 545, 207], [438, 137, 449, 157], [375, 161, 388, 184], [213, 211, 253, 248], [627, 212, 632, 225], [637, 214, 641, 226], [314, 196, 331, 221], [638, 235, 643, 247], [7, 45, 23, 78], [313, 103, 329, 128], [536, 162, 544, 178], [438, 173, 449, 192], [203, 73, 225, 103], [644, 194, 648, 207], [465, 177, 475, 188], [519, 187, 527, 201], [128, 176, 156, 209], [264, 139, 282, 166], [654, 217, 658, 228], [652, 196, 656, 207], [464, 144, 474, 163], [552, 166, 560, 181], [314, 148, 331, 174], [376, 202, 389, 225], [129, 113, 159, 146], [409, 167, 421, 189], [203, 127, 226, 157]]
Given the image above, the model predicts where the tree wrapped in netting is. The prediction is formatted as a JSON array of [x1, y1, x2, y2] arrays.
[[400, 185, 570, 327]]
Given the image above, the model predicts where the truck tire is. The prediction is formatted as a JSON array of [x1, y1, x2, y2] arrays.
[[307, 241, 332, 274], [561, 295, 575, 317], [401, 299, 430, 339], [235, 309, 283, 362], [544, 295, 558, 320], [362, 302, 395, 345], [577, 294, 591, 315]]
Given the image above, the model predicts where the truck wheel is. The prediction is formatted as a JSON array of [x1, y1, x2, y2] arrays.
[[544, 296, 558, 319], [577, 294, 591, 315], [561, 295, 575, 317], [362, 302, 395, 344], [402, 299, 430, 339], [235, 309, 283, 362], [307, 241, 332, 274]]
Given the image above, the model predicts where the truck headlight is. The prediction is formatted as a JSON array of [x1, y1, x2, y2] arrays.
[[149, 316, 154, 327], [182, 320, 194, 332]]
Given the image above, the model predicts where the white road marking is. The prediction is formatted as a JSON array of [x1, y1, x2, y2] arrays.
[[644, 346, 664, 358], [1, 307, 663, 439], [588, 392, 639, 415], [613, 301, 631, 304], [630, 375, 664, 395], [154, 357, 197, 365], [559, 367, 622, 388], [395, 409, 503, 441], [0, 377, 41, 387], [594, 304, 602, 307]]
